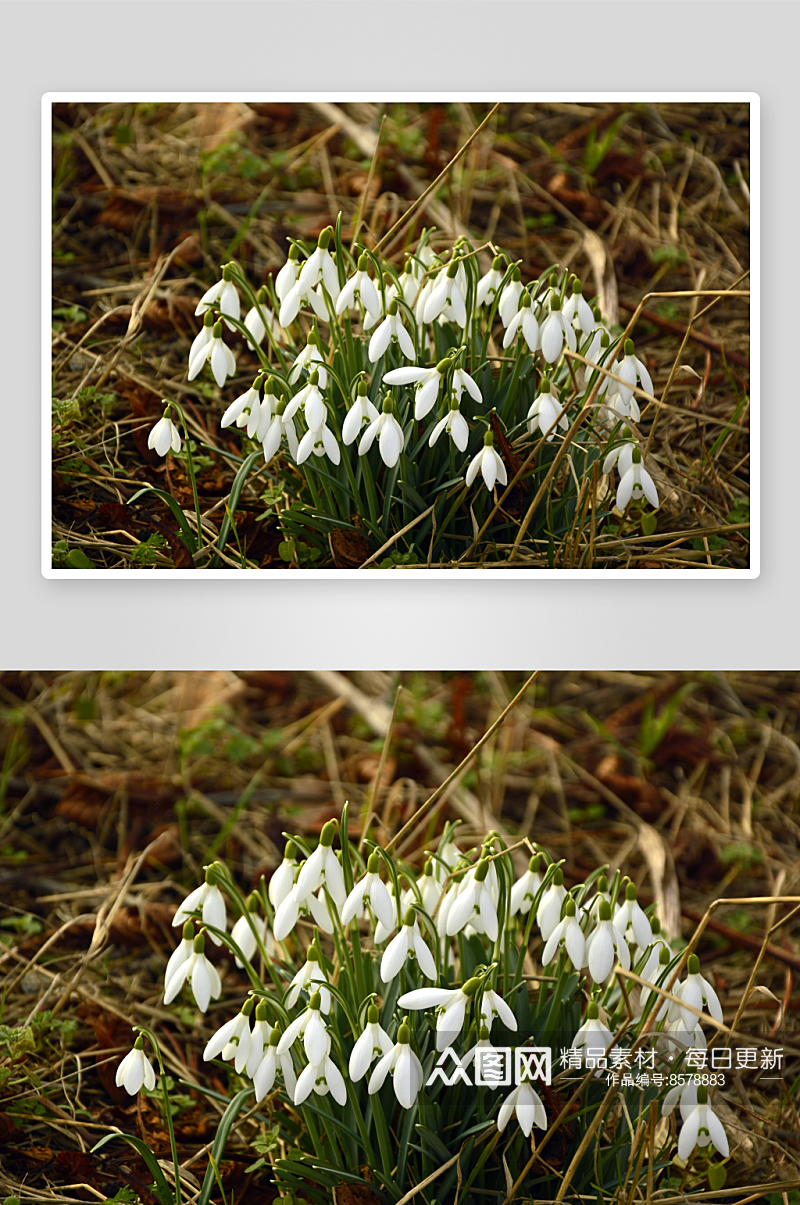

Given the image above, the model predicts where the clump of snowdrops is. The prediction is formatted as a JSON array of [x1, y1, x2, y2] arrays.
[[148, 214, 662, 568], [108, 806, 740, 1204]]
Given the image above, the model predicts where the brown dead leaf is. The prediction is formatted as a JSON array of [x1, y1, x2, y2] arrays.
[[330, 527, 371, 568]]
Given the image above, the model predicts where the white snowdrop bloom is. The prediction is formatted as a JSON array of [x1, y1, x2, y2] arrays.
[[670, 954, 723, 1032], [285, 947, 331, 1013], [461, 1025, 503, 1088], [358, 403, 405, 468], [188, 313, 214, 371], [581, 327, 612, 380], [617, 447, 659, 511], [148, 414, 181, 457], [368, 299, 416, 362], [446, 858, 498, 941], [542, 897, 586, 971], [414, 274, 438, 326], [269, 842, 299, 909], [368, 1023, 424, 1108], [283, 371, 327, 432], [288, 333, 328, 388], [294, 1053, 347, 1107], [423, 259, 467, 328], [246, 1000, 273, 1079], [349, 1005, 393, 1082], [273, 880, 335, 942], [275, 245, 301, 303], [195, 268, 240, 331], [536, 869, 567, 941], [188, 321, 237, 387], [296, 417, 340, 467], [253, 1027, 297, 1102], [336, 253, 382, 321], [278, 992, 331, 1067], [614, 339, 654, 407], [476, 256, 506, 307], [165, 922, 194, 995], [203, 998, 254, 1074], [639, 942, 672, 1018], [451, 366, 483, 406], [164, 932, 222, 1013], [343, 381, 380, 445], [503, 294, 540, 355], [244, 291, 280, 350], [428, 403, 469, 453], [498, 269, 523, 327], [373, 879, 398, 945], [230, 896, 273, 969], [221, 378, 263, 438], [465, 432, 508, 493], [364, 277, 399, 332], [436, 876, 464, 940], [586, 901, 631, 982], [480, 989, 518, 1035], [662, 1076, 702, 1123], [262, 400, 298, 466], [381, 908, 437, 982], [571, 1001, 616, 1067], [116, 1037, 156, 1096], [540, 300, 578, 364], [604, 385, 640, 424], [411, 860, 444, 916], [678, 1085, 729, 1161], [398, 976, 482, 1051], [296, 227, 339, 298], [614, 882, 653, 951], [293, 821, 346, 908], [255, 379, 280, 444], [509, 856, 543, 918], [562, 281, 595, 337], [431, 836, 462, 884], [342, 852, 396, 931], [588, 876, 612, 922], [527, 379, 568, 441], [172, 873, 227, 946], [398, 259, 421, 306], [383, 358, 450, 420], [497, 1079, 548, 1136]]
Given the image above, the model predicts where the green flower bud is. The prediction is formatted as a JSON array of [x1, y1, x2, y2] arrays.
[[212, 320, 223, 339], [398, 1022, 410, 1043], [462, 976, 483, 998], [222, 263, 235, 282], [492, 255, 505, 272], [256, 1001, 270, 1022], [181, 920, 194, 940], [202, 310, 214, 328], [553, 869, 564, 887], [318, 227, 333, 250], [697, 1084, 709, 1105], [565, 898, 577, 917], [625, 882, 637, 902], [474, 858, 490, 883], [133, 1034, 145, 1051], [624, 338, 634, 357], [599, 900, 611, 922], [357, 253, 369, 272], [367, 1004, 380, 1024], [403, 907, 416, 927], [586, 1001, 600, 1020], [388, 298, 399, 316], [242, 996, 256, 1017], [288, 244, 301, 262], [367, 851, 381, 874], [193, 932, 206, 954], [446, 259, 460, 279], [687, 953, 700, 976], [308, 369, 320, 387], [320, 821, 336, 848], [308, 991, 322, 1011], [483, 431, 494, 448]]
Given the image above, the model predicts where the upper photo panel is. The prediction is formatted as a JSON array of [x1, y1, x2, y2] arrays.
[[46, 96, 755, 576]]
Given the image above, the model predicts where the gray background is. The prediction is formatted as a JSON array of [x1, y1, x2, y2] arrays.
[[9, 1, 783, 669]]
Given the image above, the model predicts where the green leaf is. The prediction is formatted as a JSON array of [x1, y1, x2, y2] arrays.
[[91, 1133, 174, 1205]]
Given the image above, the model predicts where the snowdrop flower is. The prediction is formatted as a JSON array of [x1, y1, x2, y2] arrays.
[[116, 1036, 156, 1096], [542, 897, 586, 972], [614, 339, 654, 408], [230, 893, 272, 969], [275, 244, 301, 304], [526, 378, 568, 441], [273, 880, 336, 942], [662, 1075, 702, 1123], [586, 900, 630, 982], [428, 401, 469, 453], [423, 258, 467, 327], [288, 331, 328, 388], [571, 1001, 616, 1068], [497, 1078, 548, 1136], [165, 921, 195, 995], [294, 1052, 347, 1107], [262, 399, 298, 466], [195, 265, 240, 331], [148, 413, 181, 457], [465, 431, 508, 493], [398, 975, 482, 1051], [670, 954, 723, 1032], [188, 312, 214, 372], [336, 253, 382, 321], [604, 443, 659, 511], [562, 280, 595, 338], [614, 882, 653, 952], [164, 931, 222, 1013], [446, 858, 498, 940], [498, 267, 523, 327], [244, 288, 280, 350], [188, 320, 236, 388], [342, 852, 395, 931], [509, 855, 543, 918], [373, 879, 398, 945], [639, 940, 672, 1018], [359, 398, 405, 468], [285, 946, 331, 1013], [368, 1022, 424, 1108], [476, 255, 506, 308], [172, 870, 226, 946], [398, 258, 421, 307], [253, 1026, 297, 1102], [221, 376, 264, 439], [384, 358, 451, 420], [381, 908, 437, 982], [678, 1085, 729, 1160], [540, 299, 577, 364], [278, 992, 331, 1067], [284, 369, 327, 433], [294, 821, 346, 908], [368, 298, 415, 362], [536, 868, 567, 941], [269, 842, 299, 909], [461, 1025, 503, 1088], [296, 416, 341, 467], [480, 989, 518, 1035], [246, 1000, 273, 1078], [255, 378, 280, 444], [203, 997, 254, 1074], [503, 293, 540, 354], [588, 875, 612, 922], [411, 859, 444, 916], [343, 379, 380, 446], [296, 226, 339, 299], [431, 833, 462, 885], [349, 1005, 393, 1082], [451, 365, 483, 406]]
